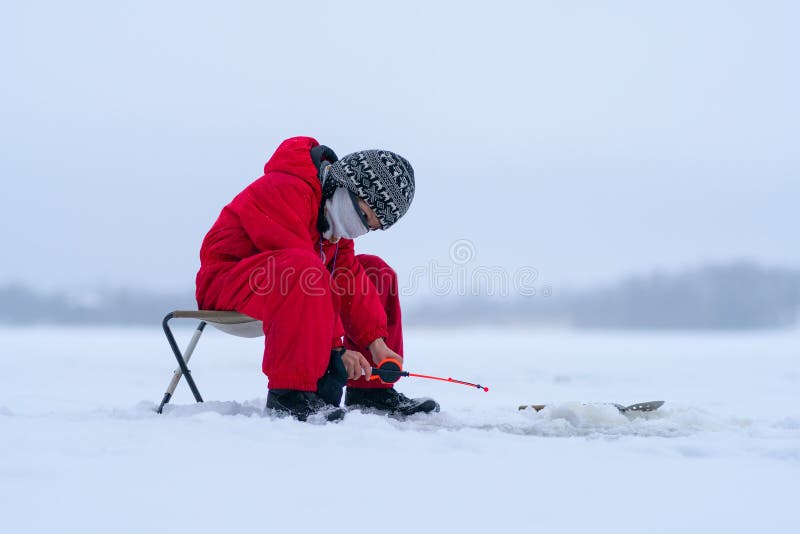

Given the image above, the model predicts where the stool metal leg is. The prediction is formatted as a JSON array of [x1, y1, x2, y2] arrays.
[[158, 313, 206, 413]]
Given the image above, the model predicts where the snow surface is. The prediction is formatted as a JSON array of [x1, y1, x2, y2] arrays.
[[1, 325, 798, 533]]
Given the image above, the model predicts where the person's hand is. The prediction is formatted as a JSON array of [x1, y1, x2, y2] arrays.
[[368, 338, 403, 368], [341, 349, 372, 381]]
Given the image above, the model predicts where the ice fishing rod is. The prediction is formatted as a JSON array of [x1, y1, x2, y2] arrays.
[[369, 358, 489, 392]]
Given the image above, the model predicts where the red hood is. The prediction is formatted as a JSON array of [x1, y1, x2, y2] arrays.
[[263, 136, 321, 194]]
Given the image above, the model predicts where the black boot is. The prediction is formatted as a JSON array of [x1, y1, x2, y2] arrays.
[[345, 387, 440, 417], [265, 390, 346, 422]]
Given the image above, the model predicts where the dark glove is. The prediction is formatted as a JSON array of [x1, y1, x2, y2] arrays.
[[317, 347, 348, 406]]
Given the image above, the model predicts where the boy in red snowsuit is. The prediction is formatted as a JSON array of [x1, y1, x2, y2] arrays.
[[195, 136, 437, 421]]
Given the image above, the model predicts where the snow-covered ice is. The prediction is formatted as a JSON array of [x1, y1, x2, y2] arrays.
[[1, 325, 798, 533]]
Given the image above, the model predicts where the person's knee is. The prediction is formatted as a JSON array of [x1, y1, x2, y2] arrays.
[[357, 254, 398, 295]]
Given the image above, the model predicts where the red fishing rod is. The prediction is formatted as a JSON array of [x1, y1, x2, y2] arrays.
[[369, 358, 489, 392]]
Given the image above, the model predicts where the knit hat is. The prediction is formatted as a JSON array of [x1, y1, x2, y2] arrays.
[[323, 150, 415, 229]]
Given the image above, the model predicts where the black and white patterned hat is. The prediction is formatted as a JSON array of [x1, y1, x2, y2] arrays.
[[325, 150, 415, 229]]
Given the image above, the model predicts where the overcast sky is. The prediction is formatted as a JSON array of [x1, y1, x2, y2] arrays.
[[1, 0, 798, 297]]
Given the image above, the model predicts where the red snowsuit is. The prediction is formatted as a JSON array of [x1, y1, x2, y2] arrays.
[[196, 136, 401, 391]]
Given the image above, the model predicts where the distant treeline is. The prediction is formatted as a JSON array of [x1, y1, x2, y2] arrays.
[[569, 263, 800, 329], [1, 262, 798, 329], [406, 262, 800, 329], [0, 286, 196, 326]]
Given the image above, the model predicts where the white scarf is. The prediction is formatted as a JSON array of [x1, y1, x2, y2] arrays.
[[322, 187, 369, 241]]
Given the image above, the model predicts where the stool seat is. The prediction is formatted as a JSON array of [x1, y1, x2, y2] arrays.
[[169, 310, 264, 338]]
